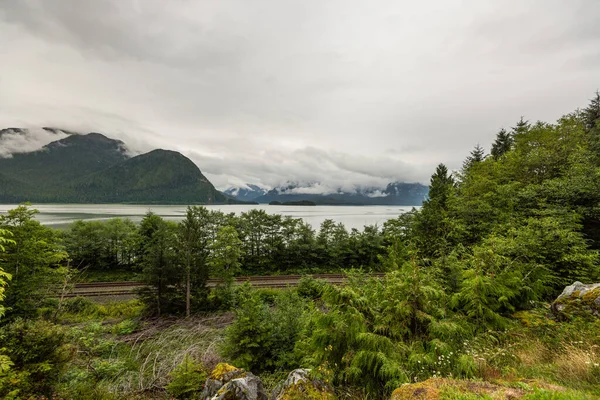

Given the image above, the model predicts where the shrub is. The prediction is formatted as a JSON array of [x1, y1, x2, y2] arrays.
[[64, 296, 97, 314], [0, 319, 73, 399], [221, 290, 309, 373], [111, 319, 139, 335], [296, 276, 327, 299], [166, 354, 207, 399]]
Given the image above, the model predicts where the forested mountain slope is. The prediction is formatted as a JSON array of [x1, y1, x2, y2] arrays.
[[0, 130, 228, 204]]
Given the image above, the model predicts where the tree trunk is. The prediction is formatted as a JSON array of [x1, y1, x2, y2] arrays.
[[186, 263, 191, 318]]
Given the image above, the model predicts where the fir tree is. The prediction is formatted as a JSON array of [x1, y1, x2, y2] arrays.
[[138, 213, 180, 316], [427, 164, 455, 208], [511, 116, 530, 137], [583, 91, 600, 132], [583, 91, 600, 157], [462, 144, 485, 171], [413, 164, 458, 258], [490, 128, 513, 159]]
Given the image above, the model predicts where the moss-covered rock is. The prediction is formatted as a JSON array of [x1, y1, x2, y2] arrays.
[[390, 378, 526, 400], [271, 369, 336, 400], [201, 363, 267, 400], [210, 363, 245, 381], [551, 282, 600, 320]]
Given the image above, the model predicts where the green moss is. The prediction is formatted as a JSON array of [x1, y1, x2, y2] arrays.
[[554, 287, 600, 319], [210, 363, 241, 380], [580, 287, 600, 308], [280, 380, 336, 400], [391, 378, 533, 400], [514, 311, 556, 328], [391, 379, 443, 400], [522, 389, 597, 400]]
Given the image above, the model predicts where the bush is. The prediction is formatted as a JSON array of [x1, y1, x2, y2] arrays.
[[0, 319, 73, 399], [296, 276, 328, 299], [221, 290, 309, 373], [112, 319, 139, 335], [166, 354, 207, 399], [64, 296, 97, 314]]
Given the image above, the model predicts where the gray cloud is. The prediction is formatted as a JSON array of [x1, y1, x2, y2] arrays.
[[1, 0, 599, 190], [0, 128, 69, 157]]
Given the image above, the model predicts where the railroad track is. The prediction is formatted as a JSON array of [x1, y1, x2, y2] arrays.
[[62, 273, 385, 298]]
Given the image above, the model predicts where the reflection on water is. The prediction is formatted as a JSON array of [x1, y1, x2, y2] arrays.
[[0, 204, 419, 230]]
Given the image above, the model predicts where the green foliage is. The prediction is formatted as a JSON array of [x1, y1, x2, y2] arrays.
[[138, 212, 182, 316], [0, 229, 13, 319], [0, 319, 72, 399], [0, 204, 70, 318], [222, 290, 309, 373], [296, 276, 328, 299], [522, 390, 597, 400], [413, 164, 459, 260], [490, 127, 514, 160], [177, 206, 228, 316], [166, 354, 207, 399], [462, 144, 485, 171], [299, 258, 468, 396], [63, 218, 139, 271], [209, 226, 243, 284]]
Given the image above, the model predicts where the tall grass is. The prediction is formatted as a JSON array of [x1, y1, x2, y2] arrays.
[[111, 315, 230, 395]]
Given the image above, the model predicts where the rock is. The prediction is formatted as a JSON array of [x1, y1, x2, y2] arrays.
[[201, 363, 268, 400], [390, 378, 567, 399], [551, 282, 600, 319], [271, 369, 336, 400], [390, 378, 526, 399]]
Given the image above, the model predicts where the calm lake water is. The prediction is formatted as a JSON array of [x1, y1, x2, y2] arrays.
[[0, 204, 418, 230]]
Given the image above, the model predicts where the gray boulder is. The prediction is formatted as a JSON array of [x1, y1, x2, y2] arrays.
[[271, 369, 335, 400], [201, 363, 268, 400], [551, 281, 600, 319]]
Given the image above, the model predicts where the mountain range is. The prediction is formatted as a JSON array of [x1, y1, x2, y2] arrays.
[[1, 127, 428, 206], [225, 181, 428, 206], [0, 128, 234, 204]]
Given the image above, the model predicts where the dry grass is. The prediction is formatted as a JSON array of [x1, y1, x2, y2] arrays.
[[515, 338, 600, 386], [108, 314, 232, 396], [554, 343, 600, 384], [515, 339, 549, 368]]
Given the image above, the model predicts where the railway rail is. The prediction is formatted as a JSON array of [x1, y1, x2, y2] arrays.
[[60, 273, 385, 298]]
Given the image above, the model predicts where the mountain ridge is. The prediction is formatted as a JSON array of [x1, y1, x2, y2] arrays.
[[226, 181, 428, 206], [0, 129, 234, 204]]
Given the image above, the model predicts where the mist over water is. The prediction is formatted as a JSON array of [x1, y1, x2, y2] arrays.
[[0, 204, 417, 230]]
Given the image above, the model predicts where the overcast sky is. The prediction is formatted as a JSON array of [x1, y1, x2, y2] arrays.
[[1, 1, 599, 191]]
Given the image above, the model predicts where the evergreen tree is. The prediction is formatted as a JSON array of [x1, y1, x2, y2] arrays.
[[462, 144, 485, 171], [178, 207, 202, 318], [413, 164, 457, 258], [427, 164, 455, 208], [583, 91, 600, 157], [138, 213, 180, 316], [208, 226, 242, 308], [450, 244, 520, 333], [490, 128, 513, 159], [511, 116, 530, 137], [208, 226, 242, 285], [583, 91, 600, 132]]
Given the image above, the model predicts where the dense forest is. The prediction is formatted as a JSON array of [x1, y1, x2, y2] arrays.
[[1, 95, 600, 399]]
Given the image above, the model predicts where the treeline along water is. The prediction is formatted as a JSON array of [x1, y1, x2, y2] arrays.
[[0, 203, 418, 230]]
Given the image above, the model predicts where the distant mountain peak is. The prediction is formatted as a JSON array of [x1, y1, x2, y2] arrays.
[[0, 127, 232, 204], [224, 183, 269, 202], [43, 132, 129, 156], [248, 181, 428, 206]]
